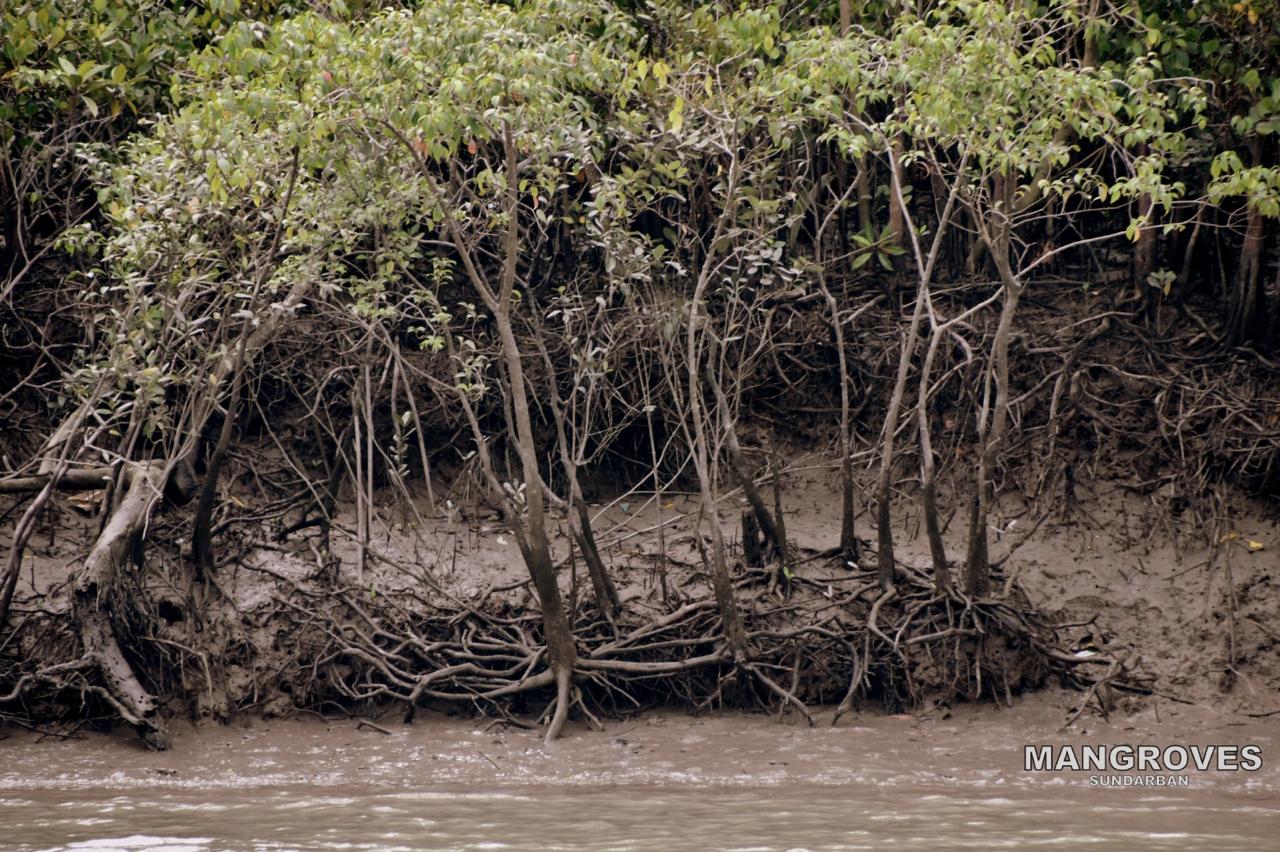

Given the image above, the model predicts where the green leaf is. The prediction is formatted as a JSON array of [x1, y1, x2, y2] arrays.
[[668, 96, 684, 133]]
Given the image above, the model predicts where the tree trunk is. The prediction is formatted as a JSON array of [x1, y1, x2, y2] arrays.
[[874, 281, 926, 590], [688, 348, 749, 659], [72, 462, 170, 749], [190, 342, 246, 581], [492, 135, 576, 742], [771, 452, 790, 569], [839, 1, 875, 241], [963, 490, 987, 595], [1134, 189, 1158, 306], [707, 357, 783, 560], [573, 500, 620, 623], [529, 306, 620, 629], [496, 305, 576, 742], [887, 135, 906, 266], [1, 467, 66, 630], [965, 274, 1021, 597], [1268, 251, 1280, 355], [1225, 138, 1266, 348], [872, 142, 968, 591], [1176, 207, 1203, 299], [820, 279, 859, 565], [0, 468, 116, 494], [402, 121, 578, 740], [686, 283, 749, 659], [742, 510, 763, 568], [918, 329, 950, 592]]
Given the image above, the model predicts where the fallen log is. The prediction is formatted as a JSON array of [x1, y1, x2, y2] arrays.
[[0, 468, 117, 494], [0, 460, 197, 504]]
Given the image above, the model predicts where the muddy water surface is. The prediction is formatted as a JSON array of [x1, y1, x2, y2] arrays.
[[2, 697, 1277, 850]]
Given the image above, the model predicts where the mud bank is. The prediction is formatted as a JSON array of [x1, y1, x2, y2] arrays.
[[3, 692, 1277, 791], [3, 471, 1279, 741], [2, 695, 1278, 851]]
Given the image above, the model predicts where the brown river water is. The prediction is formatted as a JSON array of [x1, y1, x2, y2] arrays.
[[2, 695, 1277, 850]]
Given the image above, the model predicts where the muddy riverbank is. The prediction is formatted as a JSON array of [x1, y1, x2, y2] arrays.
[[2, 693, 1277, 850], [8, 474, 1280, 726], [5, 469, 1279, 849]]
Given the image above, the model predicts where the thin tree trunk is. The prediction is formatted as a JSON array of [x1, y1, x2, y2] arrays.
[[874, 285, 924, 590], [819, 279, 859, 565], [771, 452, 790, 570], [683, 153, 751, 658], [1226, 139, 1265, 347], [574, 500, 620, 625], [917, 329, 950, 592], [1134, 143, 1158, 311], [644, 402, 670, 605], [393, 342, 435, 511], [190, 337, 247, 580], [0, 468, 117, 494], [360, 344, 376, 581], [887, 135, 906, 265], [351, 382, 367, 581], [966, 268, 1021, 597], [839, 0, 874, 239], [705, 359, 782, 559], [688, 334, 749, 659], [963, 490, 986, 595], [1176, 207, 1203, 298], [0, 468, 65, 630], [528, 302, 620, 628], [396, 119, 579, 741], [1268, 250, 1280, 354], [874, 144, 968, 590], [315, 421, 349, 578], [742, 510, 763, 567], [690, 436, 749, 660], [491, 130, 576, 742]]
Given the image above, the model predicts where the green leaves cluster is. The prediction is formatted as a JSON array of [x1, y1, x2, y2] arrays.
[[60, 0, 1221, 441]]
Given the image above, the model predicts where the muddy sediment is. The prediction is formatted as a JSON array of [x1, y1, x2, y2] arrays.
[[3, 458, 1278, 851], [2, 697, 1277, 850], [3, 469, 1277, 743]]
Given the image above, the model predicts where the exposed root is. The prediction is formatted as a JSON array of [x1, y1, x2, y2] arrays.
[[544, 664, 572, 744], [71, 463, 170, 750], [748, 663, 815, 727], [1061, 659, 1123, 731], [4, 525, 1147, 740]]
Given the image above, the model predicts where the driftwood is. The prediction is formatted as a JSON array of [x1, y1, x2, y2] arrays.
[[0, 468, 119, 494], [0, 461, 197, 503]]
